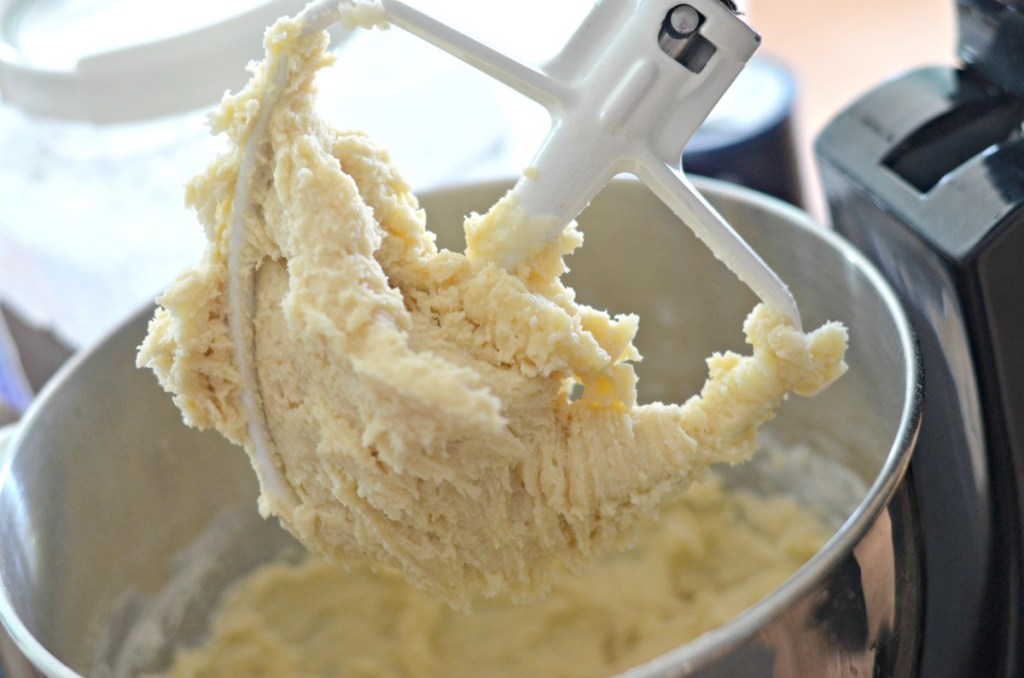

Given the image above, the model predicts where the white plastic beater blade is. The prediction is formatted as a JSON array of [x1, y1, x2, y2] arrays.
[[294, 0, 801, 326], [641, 162, 802, 328]]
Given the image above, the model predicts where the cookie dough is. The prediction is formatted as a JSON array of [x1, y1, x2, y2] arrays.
[[137, 8, 848, 606], [159, 478, 830, 678]]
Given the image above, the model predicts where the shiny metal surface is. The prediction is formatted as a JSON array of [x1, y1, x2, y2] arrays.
[[0, 178, 920, 677]]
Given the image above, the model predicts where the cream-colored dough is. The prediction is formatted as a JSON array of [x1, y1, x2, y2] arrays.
[[137, 9, 848, 606], [159, 478, 830, 678]]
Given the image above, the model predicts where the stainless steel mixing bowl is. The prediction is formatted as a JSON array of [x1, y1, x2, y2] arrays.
[[0, 177, 920, 677]]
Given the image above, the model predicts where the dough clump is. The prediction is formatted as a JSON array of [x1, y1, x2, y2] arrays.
[[138, 12, 848, 606], [158, 478, 829, 678]]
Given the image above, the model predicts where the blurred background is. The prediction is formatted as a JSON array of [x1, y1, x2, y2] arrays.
[[750, 0, 955, 219], [0, 0, 955, 424]]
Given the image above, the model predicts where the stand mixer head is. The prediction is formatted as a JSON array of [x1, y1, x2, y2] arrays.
[[817, 0, 1024, 674]]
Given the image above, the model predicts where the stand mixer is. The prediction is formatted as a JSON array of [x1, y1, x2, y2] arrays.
[[816, 0, 1024, 674], [1, 0, 1018, 675]]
